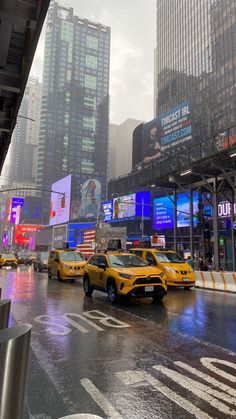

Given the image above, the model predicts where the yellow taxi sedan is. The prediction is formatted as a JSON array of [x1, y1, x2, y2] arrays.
[[0, 253, 18, 269], [130, 248, 196, 289], [83, 252, 167, 304], [48, 249, 86, 281]]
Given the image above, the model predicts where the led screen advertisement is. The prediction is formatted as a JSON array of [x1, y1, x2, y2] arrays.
[[10, 197, 24, 224], [15, 225, 45, 245], [19, 197, 42, 224], [102, 201, 113, 222], [136, 191, 151, 218], [153, 192, 199, 230], [113, 194, 136, 221], [50, 174, 71, 226], [79, 179, 101, 219], [142, 102, 192, 163]]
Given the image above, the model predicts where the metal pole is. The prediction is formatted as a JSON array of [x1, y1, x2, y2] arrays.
[[174, 188, 177, 252], [0, 324, 32, 419], [0, 300, 11, 330], [0, 288, 1, 299], [231, 187, 235, 272], [213, 179, 220, 270]]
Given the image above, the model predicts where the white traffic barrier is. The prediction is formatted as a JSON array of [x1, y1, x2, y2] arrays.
[[195, 270, 236, 293]]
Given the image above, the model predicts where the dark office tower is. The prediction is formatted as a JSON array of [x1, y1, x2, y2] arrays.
[[36, 2, 110, 221], [155, 0, 236, 149]]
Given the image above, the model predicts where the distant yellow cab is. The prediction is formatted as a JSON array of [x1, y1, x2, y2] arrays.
[[83, 251, 167, 304], [0, 253, 18, 269], [130, 248, 196, 289], [48, 249, 86, 281]]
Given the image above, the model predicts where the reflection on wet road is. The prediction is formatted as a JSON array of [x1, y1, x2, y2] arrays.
[[0, 266, 236, 419]]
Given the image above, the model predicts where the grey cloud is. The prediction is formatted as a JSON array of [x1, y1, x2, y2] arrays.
[[31, 0, 156, 123]]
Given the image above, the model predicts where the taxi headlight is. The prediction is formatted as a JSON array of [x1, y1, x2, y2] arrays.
[[160, 272, 164, 278], [62, 264, 69, 269], [189, 268, 194, 273], [165, 267, 176, 274], [118, 272, 132, 279]]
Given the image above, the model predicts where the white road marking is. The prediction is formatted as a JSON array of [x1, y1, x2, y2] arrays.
[[154, 364, 236, 416], [81, 378, 122, 419], [34, 315, 72, 336], [175, 361, 236, 398], [83, 310, 130, 328], [201, 358, 236, 383], [64, 313, 104, 332], [116, 370, 212, 419], [63, 313, 90, 334]]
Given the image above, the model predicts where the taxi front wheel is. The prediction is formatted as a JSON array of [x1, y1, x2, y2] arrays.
[[83, 276, 93, 296], [107, 281, 119, 304], [152, 290, 165, 304]]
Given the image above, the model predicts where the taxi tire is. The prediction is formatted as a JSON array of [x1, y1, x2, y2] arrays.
[[48, 269, 52, 279], [184, 286, 192, 290], [57, 271, 62, 282], [152, 290, 165, 304], [107, 280, 118, 304], [83, 276, 93, 296]]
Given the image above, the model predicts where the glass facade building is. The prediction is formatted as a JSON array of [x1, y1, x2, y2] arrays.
[[36, 2, 110, 221], [155, 0, 236, 154]]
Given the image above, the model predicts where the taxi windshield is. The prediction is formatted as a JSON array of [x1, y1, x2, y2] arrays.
[[40, 252, 49, 261], [2, 253, 14, 258], [109, 254, 147, 268], [60, 252, 84, 262], [155, 252, 184, 263]]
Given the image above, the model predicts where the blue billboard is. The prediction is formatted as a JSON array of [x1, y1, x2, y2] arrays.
[[153, 192, 199, 230], [111, 191, 151, 223], [136, 191, 151, 218], [102, 201, 113, 222], [142, 102, 192, 163]]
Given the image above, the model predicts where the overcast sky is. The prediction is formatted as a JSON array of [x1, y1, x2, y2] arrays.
[[30, 0, 156, 125]]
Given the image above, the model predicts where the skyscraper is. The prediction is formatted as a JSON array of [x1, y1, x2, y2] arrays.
[[36, 2, 110, 221], [155, 0, 236, 148], [8, 76, 41, 185]]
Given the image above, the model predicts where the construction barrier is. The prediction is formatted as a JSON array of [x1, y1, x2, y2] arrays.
[[195, 271, 236, 293]]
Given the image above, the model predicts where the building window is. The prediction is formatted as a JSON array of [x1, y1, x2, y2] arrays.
[[86, 35, 98, 50], [85, 74, 97, 90]]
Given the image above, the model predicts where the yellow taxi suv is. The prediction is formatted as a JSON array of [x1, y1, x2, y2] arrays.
[[83, 252, 167, 304], [48, 249, 86, 281], [130, 249, 196, 289], [0, 253, 18, 269]]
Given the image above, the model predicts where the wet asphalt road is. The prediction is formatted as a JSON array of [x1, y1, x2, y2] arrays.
[[0, 266, 236, 419]]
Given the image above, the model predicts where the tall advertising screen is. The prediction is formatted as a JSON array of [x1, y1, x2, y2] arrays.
[[113, 194, 136, 221], [153, 192, 199, 230], [50, 174, 71, 226], [10, 197, 24, 224], [102, 201, 113, 222], [19, 197, 42, 224], [142, 102, 192, 163]]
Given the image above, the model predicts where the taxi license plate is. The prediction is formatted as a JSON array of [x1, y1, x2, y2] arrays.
[[183, 278, 189, 282], [76, 272, 81, 276], [145, 286, 154, 292]]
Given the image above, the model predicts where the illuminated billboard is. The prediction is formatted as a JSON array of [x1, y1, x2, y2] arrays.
[[113, 194, 136, 220], [142, 102, 192, 163], [15, 225, 45, 245], [79, 179, 101, 219], [49, 174, 71, 226], [102, 201, 113, 222], [10, 197, 24, 224], [153, 192, 199, 230], [19, 197, 42, 224]]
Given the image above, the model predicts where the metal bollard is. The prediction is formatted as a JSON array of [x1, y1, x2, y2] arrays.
[[0, 300, 11, 330], [0, 324, 32, 419], [0, 288, 2, 299]]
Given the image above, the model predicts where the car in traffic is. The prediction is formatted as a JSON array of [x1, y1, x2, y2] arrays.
[[0, 253, 18, 268], [48, 249, 86, 281], [130, 248, 196, 289], [33, 251, 49, 272], [83, 251, 167, 304], [16, 251, 32, 265]]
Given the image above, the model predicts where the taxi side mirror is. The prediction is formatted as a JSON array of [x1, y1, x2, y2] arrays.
[[98, 263, 106, 270]]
